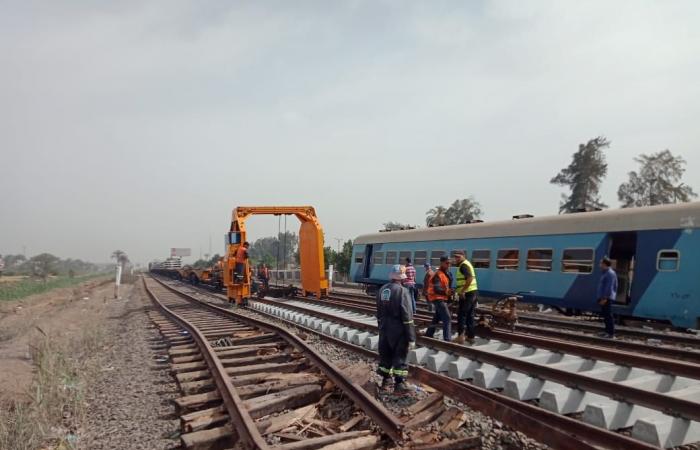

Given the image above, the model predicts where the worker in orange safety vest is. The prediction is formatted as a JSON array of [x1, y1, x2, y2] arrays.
[[425, 256, 453, 341]]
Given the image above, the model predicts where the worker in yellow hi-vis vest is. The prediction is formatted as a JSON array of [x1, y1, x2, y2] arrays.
[[453, 251, 478, 345]]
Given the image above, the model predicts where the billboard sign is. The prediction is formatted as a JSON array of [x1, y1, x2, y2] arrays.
[[170, 248, 191, 257]]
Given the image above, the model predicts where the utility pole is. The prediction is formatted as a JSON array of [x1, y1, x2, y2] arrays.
[[334, 238, 342, 255]]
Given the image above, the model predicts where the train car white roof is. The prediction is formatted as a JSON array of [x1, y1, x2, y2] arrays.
[[354, 202, 700, 245]]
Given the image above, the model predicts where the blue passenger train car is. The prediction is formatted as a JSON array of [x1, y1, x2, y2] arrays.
[[351, 202, 700, 329]]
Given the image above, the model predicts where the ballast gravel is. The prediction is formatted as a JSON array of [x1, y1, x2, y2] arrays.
[[82, 283, 179, 450]]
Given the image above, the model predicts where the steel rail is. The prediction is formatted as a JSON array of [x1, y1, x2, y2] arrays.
[[143, 278, 269, 449], [283, 296, 700, 377], [228, 296, 661, 450], [325, 294, 700, 363], [150, 276, 405, 442], [332, 292, 700, 347], [254, 297, 700, 422]]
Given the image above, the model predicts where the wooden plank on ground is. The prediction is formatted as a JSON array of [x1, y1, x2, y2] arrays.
[[244, 384, 322, 419]]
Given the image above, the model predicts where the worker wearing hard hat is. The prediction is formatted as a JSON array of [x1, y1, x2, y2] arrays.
[[376, 264, 416, 394]]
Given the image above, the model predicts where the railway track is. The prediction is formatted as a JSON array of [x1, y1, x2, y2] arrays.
[[246, 296, 700, 448], [328, 292, 700, 359], [143, 276, 404, 449], [155, 277, 699, 450], [145, 276, 505, 449]]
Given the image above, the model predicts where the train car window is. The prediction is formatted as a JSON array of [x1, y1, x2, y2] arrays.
[[373, 252, 385, 265], [472, 250, 491, 269], [354, 253, 364, 264], [385, 251, 397, 265], [526, 249, 553, 272], [497, 249, 520, 270], [295, 271, 301, 280], [657, 250, 680, 272], [561, 249, 594, 273], [399, 251, 412, 263], [414, 251, 427, 266], [430, 251, 446, 266]]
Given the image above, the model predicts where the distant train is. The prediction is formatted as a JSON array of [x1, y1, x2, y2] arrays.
[[351, 202, 700, 329]]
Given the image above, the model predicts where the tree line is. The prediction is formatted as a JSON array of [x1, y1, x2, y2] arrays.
[[381, 138, 696, 229], [0, 253, 102, 279]]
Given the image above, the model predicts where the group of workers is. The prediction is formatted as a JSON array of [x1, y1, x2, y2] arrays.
[[375, 253, 619, 393], [375, 252, 480, 392]]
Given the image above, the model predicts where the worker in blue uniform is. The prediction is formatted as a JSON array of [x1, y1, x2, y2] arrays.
[[597, 257, 618, 339], [376, 264, 416, 393]]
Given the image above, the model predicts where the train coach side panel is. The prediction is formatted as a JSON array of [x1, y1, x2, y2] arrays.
[[631, 229, 699, 329]]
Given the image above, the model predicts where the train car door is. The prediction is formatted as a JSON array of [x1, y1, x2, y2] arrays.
[[362, 244, 374, 279], [608, 231, 637, 305]]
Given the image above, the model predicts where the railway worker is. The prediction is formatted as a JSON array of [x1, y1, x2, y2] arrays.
[[453, 251, 478, 345], [597, 257, 618, 339], [234, 241, 250, 282], [403, 257, 418, 313], [422, 262, 434, 312], [376, 264, 416, 393], [425, 256, 454, 341], [259, 264, 270, 290]]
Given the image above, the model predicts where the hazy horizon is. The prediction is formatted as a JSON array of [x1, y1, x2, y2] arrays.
[[1, 1, 698, 265]]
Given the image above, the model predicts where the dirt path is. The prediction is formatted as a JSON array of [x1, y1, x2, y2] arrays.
[[0, 277, 113, 400]]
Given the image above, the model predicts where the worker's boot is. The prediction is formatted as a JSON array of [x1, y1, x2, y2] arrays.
[[465, 337, 475, 346], [394, 380, 410, 395], [455, 333, 466, 345], [380, 377, 392, 391]]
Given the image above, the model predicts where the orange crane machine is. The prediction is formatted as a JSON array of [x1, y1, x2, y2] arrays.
[[223, 206, 329, 305]]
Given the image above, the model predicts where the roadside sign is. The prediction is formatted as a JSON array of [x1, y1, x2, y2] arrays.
[[170, 248, 191, 257]]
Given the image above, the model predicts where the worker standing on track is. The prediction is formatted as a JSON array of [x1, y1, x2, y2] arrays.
[[403, 257, 417, 313], [234, 241, 250, 282], [425, 256, 454, 341], [422, 262, 434, 312], [376, 264, 416, 393], [453, 251, 478, 345], [597, 257, 618, 339]]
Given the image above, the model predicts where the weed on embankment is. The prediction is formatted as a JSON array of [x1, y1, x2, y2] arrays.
[[0, 326, 105, 450]]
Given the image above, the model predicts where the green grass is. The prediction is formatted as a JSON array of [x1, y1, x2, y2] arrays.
[[0, 273, 110, 302]]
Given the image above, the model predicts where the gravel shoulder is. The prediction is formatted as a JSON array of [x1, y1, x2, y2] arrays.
[[81, 281, 179, 450]]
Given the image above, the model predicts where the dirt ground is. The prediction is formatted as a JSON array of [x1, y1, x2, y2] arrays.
[[0, 277, 179, 449], [0, 277, 114, 400]]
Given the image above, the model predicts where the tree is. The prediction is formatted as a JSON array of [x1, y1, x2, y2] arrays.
[[334, 240, 354, 276], [249, 232, 299, 269], [444, 197, 483, 224], [382, 221, 414, 231], [111, 250, 130, 269], [426, 197, 482, 226], [30, 253, 60, 280], [618, 150, 697, 208], [426, 205, 448, 227], [551, 136, 610, 213]]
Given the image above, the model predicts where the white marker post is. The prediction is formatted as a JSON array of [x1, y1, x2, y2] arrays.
[[114, 264, 123, 299], [328, 264, 334, 293]]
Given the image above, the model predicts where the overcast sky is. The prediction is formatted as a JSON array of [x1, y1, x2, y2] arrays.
[[1, 1, 698, 265]]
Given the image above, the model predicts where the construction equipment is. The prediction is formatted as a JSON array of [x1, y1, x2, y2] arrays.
[[478, 293, 521, 331], [223, 206, 329, 305]]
